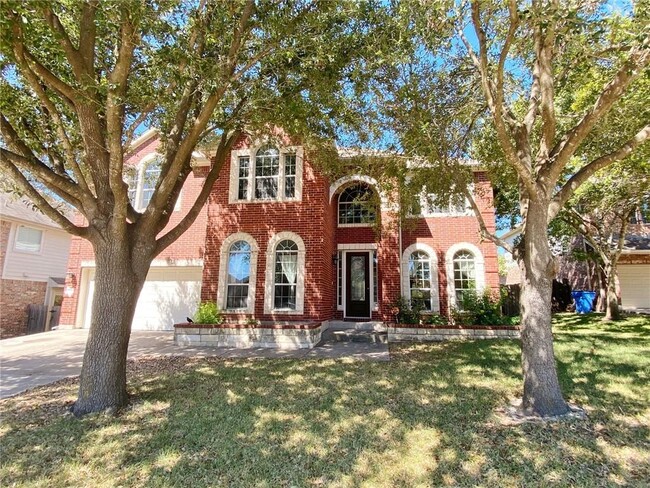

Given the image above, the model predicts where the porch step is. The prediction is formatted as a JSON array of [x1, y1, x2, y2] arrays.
[[331, 330, 388, 344], [326, 320, 387, 332]]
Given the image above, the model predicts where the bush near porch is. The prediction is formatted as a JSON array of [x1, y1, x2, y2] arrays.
[[1, 313, 648, 487]]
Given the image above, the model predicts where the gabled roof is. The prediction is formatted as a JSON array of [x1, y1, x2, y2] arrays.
[[0, 193, 66, 230]]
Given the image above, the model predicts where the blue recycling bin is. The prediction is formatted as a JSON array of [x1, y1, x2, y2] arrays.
[[572, 291, 596, 314]]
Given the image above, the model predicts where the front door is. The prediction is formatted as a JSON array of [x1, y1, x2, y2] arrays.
[[345, 252, 371, 319]]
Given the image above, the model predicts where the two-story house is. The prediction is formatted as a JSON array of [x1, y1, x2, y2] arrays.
[[59, 131, 499, 335], [0, 193, 72, 337]]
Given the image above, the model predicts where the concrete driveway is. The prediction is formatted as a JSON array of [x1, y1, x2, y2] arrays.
[[0, 328, 389, 399]]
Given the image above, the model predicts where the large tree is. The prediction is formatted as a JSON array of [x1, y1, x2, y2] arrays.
[[379, 1, 649, 417], [560, 159, 650, 321], [0, 0, 381, 415]]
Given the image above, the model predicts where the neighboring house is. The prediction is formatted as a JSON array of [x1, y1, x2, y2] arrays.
[[59, 132, 499, 331], [616, 224, 650, 311], [503, 223, 650, 311], [0, 193, 71, 338]]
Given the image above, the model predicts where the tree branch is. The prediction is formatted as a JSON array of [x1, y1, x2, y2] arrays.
[[0, 156, 87, 237], [11, 42, 93, 198], [467, 2, 535, 193], [155, 130, 241, 254], [548, 39, 650, 179], [1, 115, 88, 205], [462, 185, 513, 253], [549, 123, 650, 220], [106, 12, 138, 223], [42, 5, 88, 80]]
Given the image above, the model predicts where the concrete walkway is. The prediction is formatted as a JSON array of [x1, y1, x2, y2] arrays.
[[0, 328, 389, 399]]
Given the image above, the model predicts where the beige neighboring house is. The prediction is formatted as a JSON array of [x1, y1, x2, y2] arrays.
[[0, 193, 71, 338]]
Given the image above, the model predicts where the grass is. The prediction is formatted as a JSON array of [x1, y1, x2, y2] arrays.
[[1, 313, 648, 487]]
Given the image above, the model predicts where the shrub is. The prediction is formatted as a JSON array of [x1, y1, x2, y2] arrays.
[[193, 301, 224, 325], [422, 313, 448, 326], [392, 296, 448, 325], [392, 296, 423, 324], [452, 290, 503, 326]]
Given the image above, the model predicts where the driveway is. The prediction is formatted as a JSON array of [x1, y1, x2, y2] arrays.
[[0, 328, 388, 398]]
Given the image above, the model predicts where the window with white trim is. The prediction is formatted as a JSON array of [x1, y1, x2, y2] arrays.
[[125, 155, 167, 211], [409, 250, 432, 310], [273, 240, 299, 310], [15, 226, 43, 253], [264, 232, 306, 314], [226, 240, 252, 309], [453, 250, 477, 305], [338, 184, 377, 225], [232, 145, 300, 202]]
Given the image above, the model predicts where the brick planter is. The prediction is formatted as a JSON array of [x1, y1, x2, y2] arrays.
[[388, 324, 520, 342], [174, 322, 323, 349]]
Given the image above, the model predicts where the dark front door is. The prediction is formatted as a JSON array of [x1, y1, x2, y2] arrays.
[[345, 252, 371, 318]]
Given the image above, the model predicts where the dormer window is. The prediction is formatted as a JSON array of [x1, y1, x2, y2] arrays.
[[230, 145, 303, 203]]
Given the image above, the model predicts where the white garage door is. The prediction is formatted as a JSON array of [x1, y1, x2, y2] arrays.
[[618, 264, 650, 310], [83, 267, 202, 330]]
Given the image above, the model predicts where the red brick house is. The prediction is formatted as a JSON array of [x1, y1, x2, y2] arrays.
[[59, 131, 499, 334]]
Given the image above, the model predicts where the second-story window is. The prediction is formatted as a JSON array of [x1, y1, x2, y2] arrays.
[[231, 145, 301, 203], [125, 156, 163, 211], [255, 146, 280, 199], [338, 184, 377, 225]]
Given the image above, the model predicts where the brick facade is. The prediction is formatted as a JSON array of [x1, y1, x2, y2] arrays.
[[0, 220, 48, 338], [59, 133, 209, 328], [60, 133, 500, 329]]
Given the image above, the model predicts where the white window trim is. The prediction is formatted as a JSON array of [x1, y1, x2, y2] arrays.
[[263, 232, 306, 315], [401, 242, 440, 313], [415, 186, 474, 218], [337, 247, 376, 317], [217, 232, 259, 313], [445, 242, 486, 310], [13, 224, 45, 255], [126, 154, 181, 212], [229, 145, 304, 204]]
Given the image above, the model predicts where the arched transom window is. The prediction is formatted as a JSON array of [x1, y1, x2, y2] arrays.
[[409, 250, 432, 310], [226, 240, 252, 309], [453, 250, 476, 304], [338, 184, 376, 225], [274, 240, 299, 310]]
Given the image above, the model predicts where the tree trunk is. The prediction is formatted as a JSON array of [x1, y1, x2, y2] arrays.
[[519, 198, 571, 417], [72, 241, 147, 416], [596, 267, 607, 313], [603, 261, 621, 321]]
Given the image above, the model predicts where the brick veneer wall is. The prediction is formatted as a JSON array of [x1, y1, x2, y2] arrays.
[[201, 136, 337, 322], [202, 136, 499, 323], [1, 220, 49, 337], [59, 134, 209, 328], [400, 173, 499, 316]]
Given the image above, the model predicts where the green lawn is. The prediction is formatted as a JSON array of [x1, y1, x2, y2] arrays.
[[1, 314, 648, 487]]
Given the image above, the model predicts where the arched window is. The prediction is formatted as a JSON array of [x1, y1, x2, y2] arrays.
[[409, 251, 432, 310], [125, 156, 162, 211], [338, 184, 376, 225], [264, 232, 306, 314], [453, 250, 476, 305], [274, 240, 299, 309], [226, 240, 252, 309], [255, 145, 280, 199]]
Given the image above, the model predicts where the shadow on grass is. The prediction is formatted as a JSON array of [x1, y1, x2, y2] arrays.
[[1, 314, 649, 486]]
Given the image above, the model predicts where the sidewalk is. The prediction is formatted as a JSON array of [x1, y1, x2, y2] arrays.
[[0, 328, 389, 398]]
